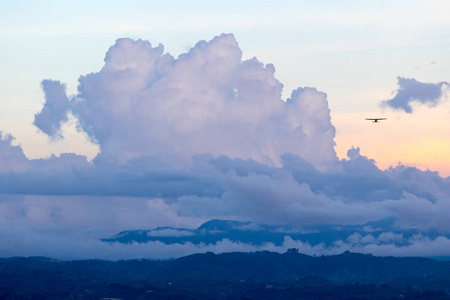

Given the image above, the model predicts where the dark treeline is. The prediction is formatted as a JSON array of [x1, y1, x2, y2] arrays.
[[1, 250, 450, 299]]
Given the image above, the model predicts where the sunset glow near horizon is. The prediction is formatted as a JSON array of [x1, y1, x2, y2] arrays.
[[334, 99, 450, 177], [1, 1, 450, 259]]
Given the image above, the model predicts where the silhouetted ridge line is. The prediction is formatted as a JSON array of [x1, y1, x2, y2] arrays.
[[2, 251, 450, 298]]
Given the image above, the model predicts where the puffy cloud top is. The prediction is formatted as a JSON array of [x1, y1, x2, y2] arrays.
[[35, 34, 337, 169], [0, 133, 30, 172]]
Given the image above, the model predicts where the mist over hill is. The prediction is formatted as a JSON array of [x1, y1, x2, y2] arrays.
[[102, 218, 450, 260]]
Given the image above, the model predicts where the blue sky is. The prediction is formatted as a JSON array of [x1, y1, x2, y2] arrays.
[[1, 0, 450, 173], [0, 1, 450, 259]]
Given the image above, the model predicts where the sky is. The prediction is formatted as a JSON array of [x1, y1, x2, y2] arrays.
[[0, 0, 450, 259]]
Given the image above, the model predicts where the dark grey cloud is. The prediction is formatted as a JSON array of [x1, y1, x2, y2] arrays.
[[33, 80, 70, 137], [381, 77, 449, 113]]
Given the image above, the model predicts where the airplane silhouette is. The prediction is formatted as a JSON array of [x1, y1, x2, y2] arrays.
[[365, 118, 386, 123]]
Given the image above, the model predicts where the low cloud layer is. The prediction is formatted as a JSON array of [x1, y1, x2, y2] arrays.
[[381, 77, 449, 113], [1, 34, 450, 259]]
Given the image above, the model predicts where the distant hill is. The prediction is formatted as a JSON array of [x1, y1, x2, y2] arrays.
[[102, 218, 448, 248], [1, 251, 450, 299]]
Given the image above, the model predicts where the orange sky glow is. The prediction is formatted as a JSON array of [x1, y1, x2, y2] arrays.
[[334, 100, 450, 177]]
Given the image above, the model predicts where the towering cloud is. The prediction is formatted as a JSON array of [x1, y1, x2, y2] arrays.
[[36, 34, 337, 169], [381, 77, 449, 113]]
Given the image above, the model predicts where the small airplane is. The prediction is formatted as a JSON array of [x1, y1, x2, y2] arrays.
[[365, 118, 387, 123]]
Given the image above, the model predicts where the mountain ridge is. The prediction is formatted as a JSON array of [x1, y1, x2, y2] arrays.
[[101, 217, 433, 247]]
